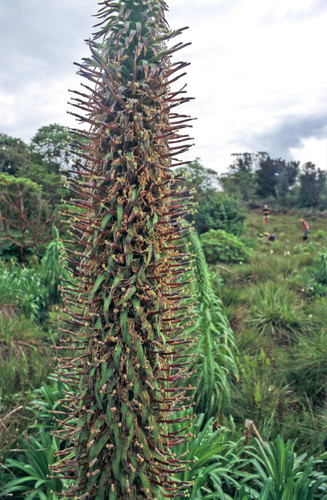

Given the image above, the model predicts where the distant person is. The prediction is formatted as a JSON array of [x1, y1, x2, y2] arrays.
[[301, 218, 310, 240], [263, 205, 269, 225]]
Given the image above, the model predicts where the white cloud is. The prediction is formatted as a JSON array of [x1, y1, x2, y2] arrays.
[[291, 137, 327, 170], [166, 0, 327, 171], [0, 0, 326, 173]]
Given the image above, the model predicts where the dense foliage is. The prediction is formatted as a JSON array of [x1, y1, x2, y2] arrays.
[[0, 174, 53, 261], [200, 229, 253, 263], [194, 192, 246, 236]]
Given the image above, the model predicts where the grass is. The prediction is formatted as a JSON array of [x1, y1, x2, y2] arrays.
[[0, 429, 65, 499], [0, 316, 54, 404], [288, 328, 327, 404], [0, 315, 55, 460], [216, 211, 327, 457]]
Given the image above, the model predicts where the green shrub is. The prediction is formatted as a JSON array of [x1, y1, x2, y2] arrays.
[[294, 250, 327, 297], [240, 235, 257, 249], [194, 192, 246, 236], [304, 241, 317, 253], [200, 229, 253, 263], [41, 226, 69, 304], [307, 280, 326, 298], [312, 250, 327, 285], [314, 229, 326, 241], [0, 263, 47, 322]]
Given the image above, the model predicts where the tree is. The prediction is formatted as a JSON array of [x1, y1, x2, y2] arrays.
[[176, 158, 246, 234], [297, 162, 327, 208], [255, 153, 281, 198], [23, 160, 67, 206], [176, 157, 220, 202], [0, 173, 53, 261], [0, 126, 72, 206], [220, 152, 257, 203], [275, 160, 299, 207], [256, 154, 299, 200], [24, 124, 75, 206], [29, 123, 72, 173], [0, 133, 30, 175], [53, 1, 195, 498]]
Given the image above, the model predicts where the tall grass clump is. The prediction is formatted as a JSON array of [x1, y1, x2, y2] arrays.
[[0, 430, 64, 500], [312, 249, 327, 285], [52, 0, 196, 498], [247, 283, 306, 342], [230, 349, 294, 441], [0, 316, 54, 461], [0, 315, 53, 407], [288, 328, 327, 405], [247, 436, 327, 499]]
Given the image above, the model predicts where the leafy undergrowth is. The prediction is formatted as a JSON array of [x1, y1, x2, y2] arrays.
[[1, 211, 327, 498]]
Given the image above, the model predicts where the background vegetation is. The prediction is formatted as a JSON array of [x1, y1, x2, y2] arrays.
[[1, 126, 327, 498]]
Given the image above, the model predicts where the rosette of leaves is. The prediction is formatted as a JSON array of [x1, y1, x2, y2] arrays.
[[51, 0, 196, 499]]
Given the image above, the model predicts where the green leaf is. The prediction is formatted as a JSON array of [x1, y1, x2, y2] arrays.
[[90, 273, 106, 298], [100, 212, 112, 229]]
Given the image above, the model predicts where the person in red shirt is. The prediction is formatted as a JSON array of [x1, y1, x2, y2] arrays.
[[301, 218, 310, 240]]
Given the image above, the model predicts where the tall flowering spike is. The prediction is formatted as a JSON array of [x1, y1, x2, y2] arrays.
[[52, 0, 196, 498]]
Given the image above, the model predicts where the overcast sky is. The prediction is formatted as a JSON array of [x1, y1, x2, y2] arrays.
[[0, 0, 326, 173]]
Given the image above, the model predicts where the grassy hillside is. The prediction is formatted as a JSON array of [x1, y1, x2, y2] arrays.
[[215, 210, 327, 458]]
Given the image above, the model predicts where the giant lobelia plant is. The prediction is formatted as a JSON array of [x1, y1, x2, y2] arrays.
[[51, 0, 196, 498]]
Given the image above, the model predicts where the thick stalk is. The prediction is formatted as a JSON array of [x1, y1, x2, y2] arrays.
[[52, 1, 195, 498]]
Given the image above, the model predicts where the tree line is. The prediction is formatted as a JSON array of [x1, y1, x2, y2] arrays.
[[220, 152, 327, 209], [0, 124, 74, 261], [1, 125, 326, 260]]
